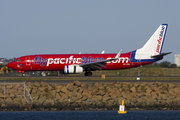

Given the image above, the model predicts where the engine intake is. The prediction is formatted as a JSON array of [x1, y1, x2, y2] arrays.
[[64, 65, 83, 74]]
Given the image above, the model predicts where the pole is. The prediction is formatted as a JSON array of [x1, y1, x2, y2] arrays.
[[24, 81, 25, 98], [4, 81, 5, 100]]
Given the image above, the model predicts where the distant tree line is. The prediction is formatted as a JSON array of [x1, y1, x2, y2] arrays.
[[0, 64, 5, 68], [144, 61, 177, 68]]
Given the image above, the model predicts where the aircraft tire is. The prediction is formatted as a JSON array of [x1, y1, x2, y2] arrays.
[[88, 72, 92, 76], [85, 72, 92, 76]]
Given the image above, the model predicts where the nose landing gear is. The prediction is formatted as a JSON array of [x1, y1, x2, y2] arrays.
[[85, 71, 92, 76]]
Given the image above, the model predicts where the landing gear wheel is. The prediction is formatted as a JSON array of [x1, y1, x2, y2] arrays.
[[85, 71, 92, 76], [88, 72, 92, 76]]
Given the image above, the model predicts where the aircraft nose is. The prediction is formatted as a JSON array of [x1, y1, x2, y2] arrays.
[[7, 62, 11, 68], [7, 62, 14, 69]]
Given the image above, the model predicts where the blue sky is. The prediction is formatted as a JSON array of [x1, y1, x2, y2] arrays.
[[1, 0, 180, 63]]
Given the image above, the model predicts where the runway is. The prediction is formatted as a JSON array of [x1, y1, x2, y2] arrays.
[[0, 76, 180, 83], [1, 76, 180, 78], [0, 80, 180, 84]]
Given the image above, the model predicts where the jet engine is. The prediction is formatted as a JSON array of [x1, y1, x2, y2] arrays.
[[64, 65, 83, 74]]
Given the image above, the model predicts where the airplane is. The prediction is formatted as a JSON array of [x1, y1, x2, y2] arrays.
[[7, 24, 171, 76]]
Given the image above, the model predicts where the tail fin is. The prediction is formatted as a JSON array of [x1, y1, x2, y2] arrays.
[[135, 24, 168, 59]]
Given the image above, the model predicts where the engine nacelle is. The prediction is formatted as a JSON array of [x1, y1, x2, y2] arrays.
[[64, 65, 83, 74]]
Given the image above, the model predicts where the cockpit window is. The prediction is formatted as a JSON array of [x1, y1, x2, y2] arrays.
[[14, 59, 20, 62]]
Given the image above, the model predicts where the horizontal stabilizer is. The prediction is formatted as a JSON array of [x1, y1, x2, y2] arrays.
[[151, 52, 172, 58]]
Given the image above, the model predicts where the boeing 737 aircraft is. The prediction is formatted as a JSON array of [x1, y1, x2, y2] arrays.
[[7, 24, 171, 76]]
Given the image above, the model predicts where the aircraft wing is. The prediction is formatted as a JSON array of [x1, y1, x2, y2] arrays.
[[79, 49, 122, 70]]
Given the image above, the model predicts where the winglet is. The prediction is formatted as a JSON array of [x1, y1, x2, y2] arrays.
[[114, 49, 122, 59], [101, 51, 105, 54]]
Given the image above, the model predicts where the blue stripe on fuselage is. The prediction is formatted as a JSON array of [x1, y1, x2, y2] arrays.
[[130, 50, 160, 63]]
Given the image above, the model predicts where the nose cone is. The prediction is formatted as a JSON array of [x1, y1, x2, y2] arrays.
[[7, 62, 12, 68], [7, 62, 16, 69]]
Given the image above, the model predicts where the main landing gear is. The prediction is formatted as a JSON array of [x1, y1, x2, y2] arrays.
[[85, 71, 92, 76]]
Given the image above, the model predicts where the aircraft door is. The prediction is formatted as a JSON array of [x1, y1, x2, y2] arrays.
[[26, 57, 31, 66]]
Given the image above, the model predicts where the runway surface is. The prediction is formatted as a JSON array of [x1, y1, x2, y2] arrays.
[[0, 76, 180, 84]]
